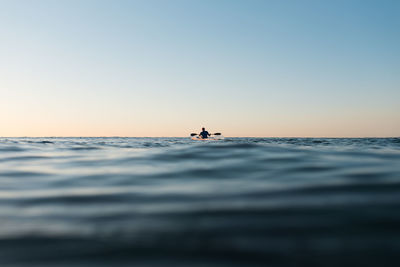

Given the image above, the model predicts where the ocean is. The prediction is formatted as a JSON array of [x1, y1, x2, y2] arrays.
[[0, 137, 399, 266]]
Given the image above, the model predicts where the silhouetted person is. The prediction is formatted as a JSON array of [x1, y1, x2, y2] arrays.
[[199, 127, 210, 139]]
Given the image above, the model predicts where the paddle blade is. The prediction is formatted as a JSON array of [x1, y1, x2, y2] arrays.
[[213, 133, 221, 136], [190, 133, 197, 136]]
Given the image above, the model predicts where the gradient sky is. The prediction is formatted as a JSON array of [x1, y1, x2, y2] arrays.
[[1, 0, 399, 137]]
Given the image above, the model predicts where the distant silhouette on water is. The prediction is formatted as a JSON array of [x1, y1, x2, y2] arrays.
[[199, 127, 210, 139]]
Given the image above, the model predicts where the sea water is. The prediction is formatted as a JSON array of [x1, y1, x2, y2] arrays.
[[0, 137, 399, 266]]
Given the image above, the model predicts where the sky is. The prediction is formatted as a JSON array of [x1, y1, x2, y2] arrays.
[[1, 0, 399, 137]]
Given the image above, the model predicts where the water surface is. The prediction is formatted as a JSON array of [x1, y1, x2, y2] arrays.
[[1, 137, 399, 266]]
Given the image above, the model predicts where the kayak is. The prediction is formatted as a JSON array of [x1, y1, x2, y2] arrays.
[[191, 135, 224, 141]]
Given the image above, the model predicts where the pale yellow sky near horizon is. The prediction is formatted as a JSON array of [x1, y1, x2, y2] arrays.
[[1, 93, 398, 137]]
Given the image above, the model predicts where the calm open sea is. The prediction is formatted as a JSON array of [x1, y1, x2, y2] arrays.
[[0, 137, 400, 266]]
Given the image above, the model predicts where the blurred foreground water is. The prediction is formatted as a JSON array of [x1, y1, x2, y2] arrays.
[[0, 137, 400, 266]]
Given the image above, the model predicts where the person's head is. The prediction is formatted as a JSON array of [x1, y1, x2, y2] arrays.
[[202, 127, 205, 131]]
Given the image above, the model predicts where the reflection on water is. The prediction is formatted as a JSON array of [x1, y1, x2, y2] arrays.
[[0, 137, 400, 266]]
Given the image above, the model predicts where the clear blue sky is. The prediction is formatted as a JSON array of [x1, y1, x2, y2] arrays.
[[1, 0, 399, 137]]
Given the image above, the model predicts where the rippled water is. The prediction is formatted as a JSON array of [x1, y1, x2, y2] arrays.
[[1, 137, 400, 266]]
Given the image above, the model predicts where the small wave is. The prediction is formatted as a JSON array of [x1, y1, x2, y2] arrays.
[[0, 146, 25, 152], [69, 146, 102, 151], [0, 171, 50, 178], [27, 140, 54, 144], [0, 156, 49, 163], [288, 165, 336, 173]]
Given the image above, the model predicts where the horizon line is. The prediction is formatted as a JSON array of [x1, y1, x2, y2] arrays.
[[1, 136, 399, 139]]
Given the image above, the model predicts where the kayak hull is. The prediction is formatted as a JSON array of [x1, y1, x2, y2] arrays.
[[191, 136, 224, 141]]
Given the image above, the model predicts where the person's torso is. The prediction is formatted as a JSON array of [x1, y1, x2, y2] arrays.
[[200, 131, 209, 138]]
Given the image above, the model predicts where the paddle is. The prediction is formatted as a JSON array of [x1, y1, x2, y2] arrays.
[[190, 132, 222, 136]]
